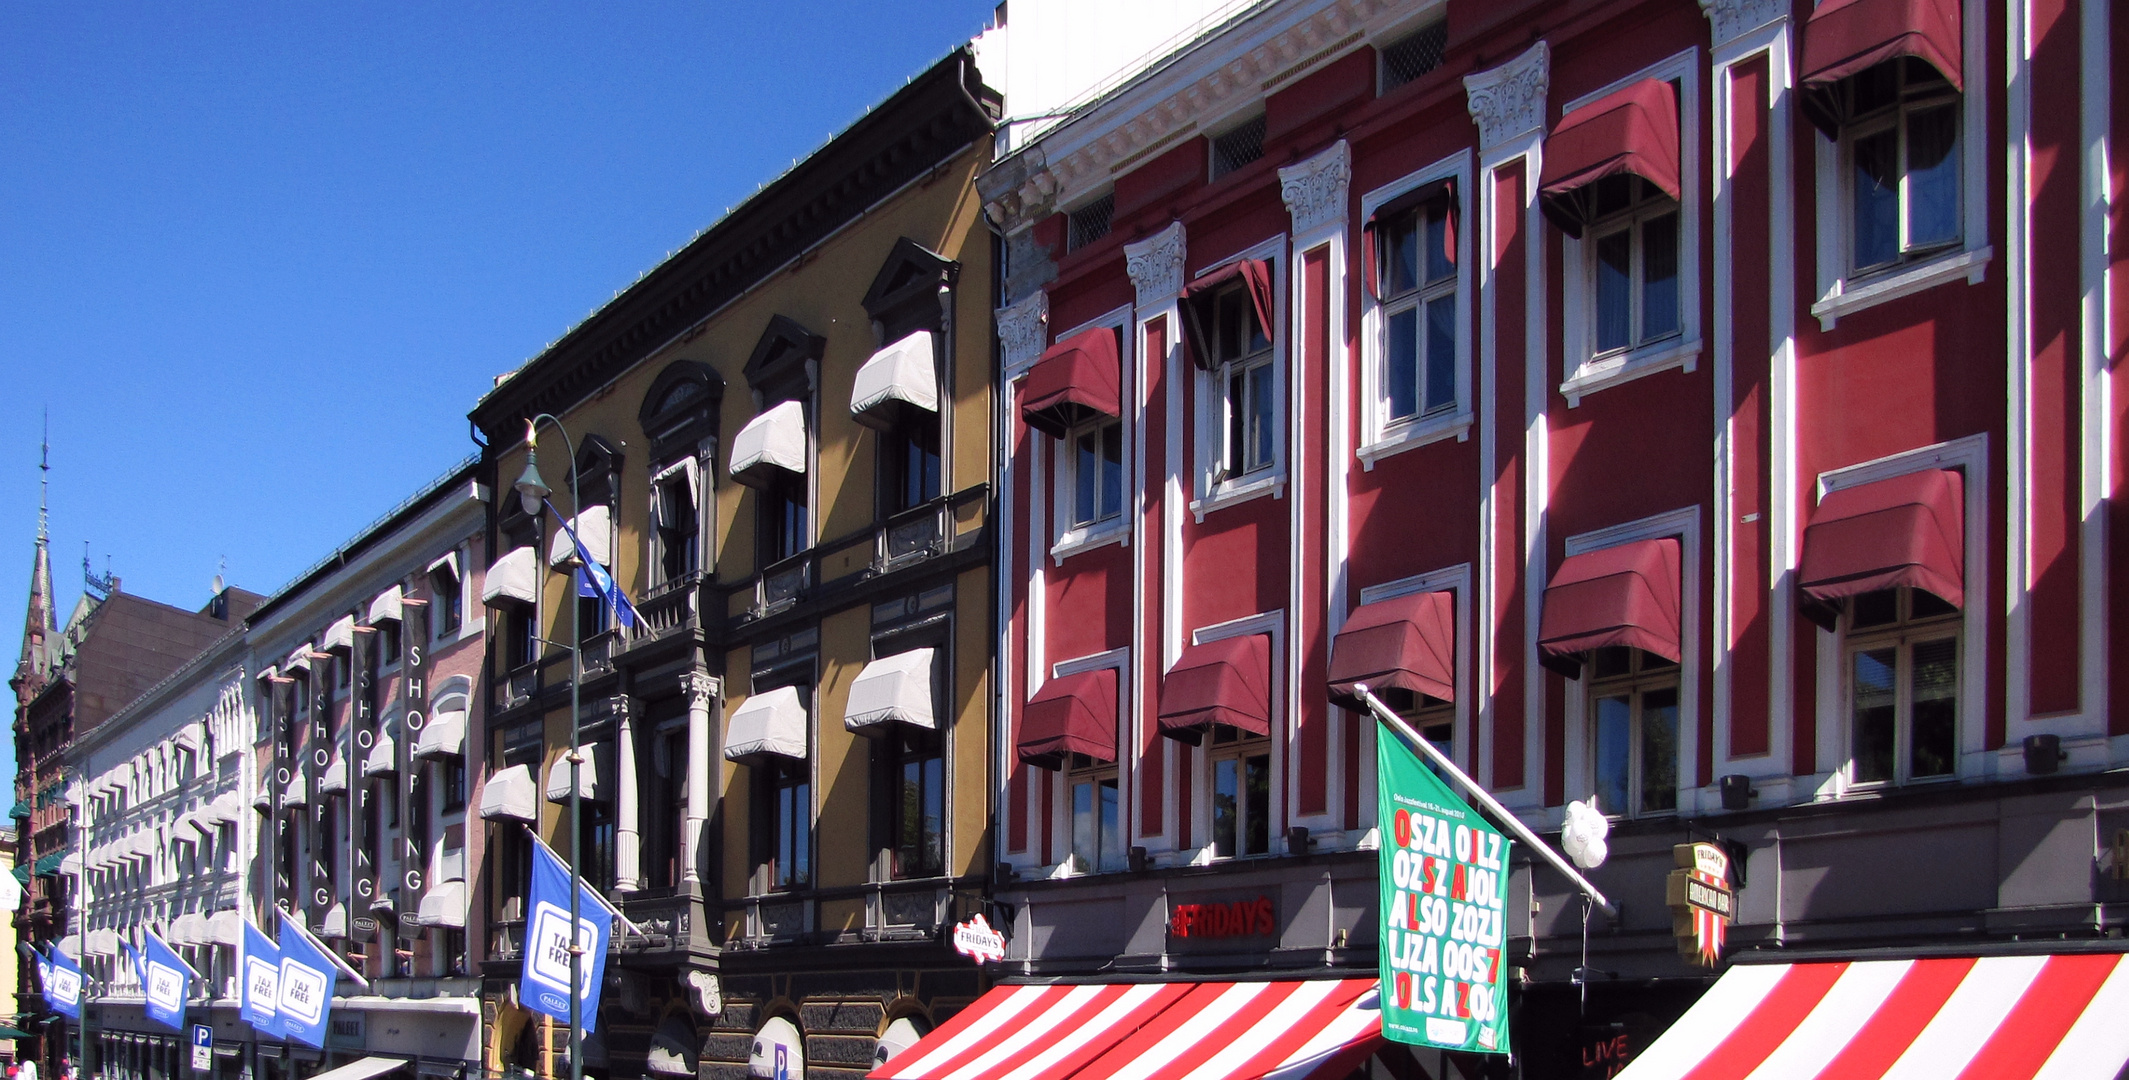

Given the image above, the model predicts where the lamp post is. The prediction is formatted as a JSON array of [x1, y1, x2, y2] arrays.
[[510, 415, 586, 1080]]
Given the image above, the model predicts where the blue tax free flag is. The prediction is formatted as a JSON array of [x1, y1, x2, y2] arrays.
[[520, 827, 631, 1032], [548, 498, 638, 628], [240, 918, 281, 1035], [276, 909, 367, 1048], [38, 947, 82, 1019], [141, 929, 200, 1032]]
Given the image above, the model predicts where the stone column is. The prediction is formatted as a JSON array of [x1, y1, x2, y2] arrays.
[[680, 671, 719, 884], [614, 696, 642, 892]]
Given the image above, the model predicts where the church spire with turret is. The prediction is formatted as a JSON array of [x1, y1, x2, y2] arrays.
[[13, 419, 56, 696]]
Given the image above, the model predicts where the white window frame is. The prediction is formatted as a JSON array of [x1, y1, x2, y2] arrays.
[[1358, 151, 1477, 468], [1559, 49, 1704, 406], [1808, 0, 1989, 330], [1180, 611, 1285, 863], [1584, 646, 1685, 818], [1189, 236, 1289, 519], [1347, 563, 1474, 839], [1559, 506, 1704, 817], [1838, 589, 1962, 789], [1048, 307, 1136, 562], [647, 456, 706, 588], [1038, 648, 1131, 878]]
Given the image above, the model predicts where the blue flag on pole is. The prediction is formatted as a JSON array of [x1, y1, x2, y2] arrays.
[[548, 498, 639, 628], [37, 946, 82, 1019], [141, 929, 198, 1032], [240, 918, 281, 1035], [519, 828, 621, 1032], [275, 909, 366, 1048]]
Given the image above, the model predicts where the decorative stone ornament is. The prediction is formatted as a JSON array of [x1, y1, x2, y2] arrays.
[[1463, 41, 1552, 151], [995, 289, 1051, 376], [1279, 140, 1353, 235], [1124, 221, 1188, 309], [1699, 0, 1787, 49]]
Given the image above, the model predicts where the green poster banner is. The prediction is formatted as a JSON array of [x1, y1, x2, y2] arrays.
[[1378, 729, 1511, 1054]]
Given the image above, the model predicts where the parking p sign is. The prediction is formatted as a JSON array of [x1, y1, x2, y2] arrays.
[[190, 1025, 212, 1073]]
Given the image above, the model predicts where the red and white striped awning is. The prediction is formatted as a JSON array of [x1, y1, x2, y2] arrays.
[[1618, 953, 2129, 1080], [869, 979, 1382, 1080]]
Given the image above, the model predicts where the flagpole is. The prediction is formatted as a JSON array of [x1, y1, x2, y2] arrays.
[[69, 766, 88, 1080]]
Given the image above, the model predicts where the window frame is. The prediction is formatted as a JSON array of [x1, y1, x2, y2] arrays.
[[1046, 308, 1136, 562], [1189, 239, 1288, 518], [1206, 725, 1274, 859], [1358, 152, 1476, 466], [1837, 63, 1964, 277], [1808, 0, 1989, 330], [747, 667, 816, 897], [648, 457, 704, 589], [1035, 647, 1130, 876], [1183, 612, 1286, 860], [1840, 587, 1962, 789], [1557, 52, 1704, 407], [427, 550, 465, 640], [1585, 646, 1684, 818]]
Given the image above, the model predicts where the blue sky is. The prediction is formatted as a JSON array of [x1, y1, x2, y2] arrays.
[[0, 1, 995, 777]]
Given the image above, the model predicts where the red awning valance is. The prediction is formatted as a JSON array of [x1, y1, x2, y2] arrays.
[[1362, 179, 1457, 301], [1157, 634, 1271, 744], [1798, 0, 1964, 138], [1021, 326, 1123, 438], [1538, 78, 1682, 238], [1017, 668, 1119, 770], [1537, 537, 1682, 678], [1798, 468, 1964, 629], [1327, 591, 1455, 708], [1180, 259, 1275, 370]]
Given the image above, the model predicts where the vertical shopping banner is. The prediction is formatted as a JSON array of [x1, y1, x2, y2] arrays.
[[271, 678, 292, 908], [397, 605, 430, 930], [350, 627, 376, 920], [307, 648, 334, 929], [1377, 729, 1511, 1054]]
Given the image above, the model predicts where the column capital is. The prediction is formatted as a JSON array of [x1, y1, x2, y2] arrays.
[[1124, 221, 1188, 309], [997, 289, 1051, 376], [679, 670, 721, 709], [1279, 141, 1352, 236], [1464, 42, 1551, 152], [1699, 0, 1786, 50]]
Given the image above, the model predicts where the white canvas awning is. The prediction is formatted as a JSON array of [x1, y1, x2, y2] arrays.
[[648, 1015, 700, 1078], [207, 910, 242, 946], [59, 851, 82, 876], [363, 731, 397, 778], [87, 929, 118, 956], [207, 790, 243, 824], [303, 1056, 410, 1080], [283, 648, 313, 675], [725, 685, 809, 763], [173, 721, 202, 753], [545, 744, 609, 804], [322, 615, 356, 654], [367, 586, 404, 625], [319, 750, 350, 795], [730, 400, 808, 488], [184, 810, 214, 838], [414, 706, 468, 760], [843, 648, 937, 734], [417, 881, 467, 930], [478, 764, 539, 823], [482, 546, 539, 607], [549, 504, 614, 569], [173, 912, 207, 946], [284, 774, 310, 809], [850, 330, 939, 429], [319, 902, 348, 940], [428, 550, 461, 580]]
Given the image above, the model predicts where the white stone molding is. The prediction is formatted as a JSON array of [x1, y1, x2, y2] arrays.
[[1124, 222, 1189, 308], [687, 970, 723, 1018], [679, 670, 720, 708], [1279, 141, 1353, 236], [1699, 0, 1787, 48], [997, 289, 1051, 376], [1464, 42, 1552, 151]]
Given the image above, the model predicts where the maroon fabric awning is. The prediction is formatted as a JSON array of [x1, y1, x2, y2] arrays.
[[1362, 179, 1457, 301], [1327, 591, 1455, 708], [1537, 538, 1682, 678], [1180, 259, 1275, 370], [1017, 668, 1119, 770], [1020, 326, 1122, 438], [1157, 634, 1271, 744], [1797, 468, 1964, 629], [1798, 0, 1963, 138], [1538, 78, 1682, 239]]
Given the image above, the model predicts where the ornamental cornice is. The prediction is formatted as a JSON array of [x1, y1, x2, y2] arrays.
[[1698, 0, 1786, 49], [1279, 141, 1352, 235], [679, 670, 720, 709], [981, 0, 1405, 232], [1463, 42, 1551, 151], [1124, 222, 1189, 308], [997, 289, 1051, 375]]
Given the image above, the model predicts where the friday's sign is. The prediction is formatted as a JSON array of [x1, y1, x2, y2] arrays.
[[1377, 731, 1510, 1055]]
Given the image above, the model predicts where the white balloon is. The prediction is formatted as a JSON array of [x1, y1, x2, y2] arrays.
[[1579, 836, 1608, 869]]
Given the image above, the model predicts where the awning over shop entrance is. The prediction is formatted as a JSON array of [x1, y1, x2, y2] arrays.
[[303, 1056, 410, 1080], [867, 978, 1380, 1080], [1612, 953, 2129, 1080]]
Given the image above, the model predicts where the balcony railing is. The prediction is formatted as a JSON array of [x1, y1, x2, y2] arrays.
[[625, 571, 703, 644], [723, 874, 979, 949], [738, 486, 988, 623]]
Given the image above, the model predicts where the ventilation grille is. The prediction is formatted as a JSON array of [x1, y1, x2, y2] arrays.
[[1209, 115, 1267, 180], [1067, 193, 1115, 252], [1382, 20, 1449, 92]]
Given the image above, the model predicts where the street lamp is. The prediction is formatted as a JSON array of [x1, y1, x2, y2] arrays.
[[511, 416, 586, 1080]]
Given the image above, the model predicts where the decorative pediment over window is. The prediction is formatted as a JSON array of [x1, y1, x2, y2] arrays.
[[862, 237, 959, 340], [573, 433, 625, 506], [639, 359, 725, 458], [745, 315, 826, 402]]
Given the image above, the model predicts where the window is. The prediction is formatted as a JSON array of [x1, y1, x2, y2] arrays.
[[441, 760, 467, 812], [1069, 757, 1123, 873], [1067, 193, 1114, 252], [1381, 19, 1448, 91], [1210, 115, 1266, 180], [1377, 686, 1454, 776], [576, 590, 610, 639], [506, 608, 538, 670], [1587, 646, 1679, 817], [881, 419, 941, 517], [1376, 191, 1459, 423], [1209, 284, 1276, 480], [645, 722, 689, 889], [578, 800, 616, 894], [1842, 59, 1961, 275], [379, 619, 401, 666], [429, 561, 463, 637], [1067, 420, 1124, 528], [1845, 586, 1958, 785], [1208, 726, 1272, 858], [760, 478, 808, 565], [1583, 175, 1682, 358], [888, 725, 944, 879], [763, 757, 812, 890], [651, 466, 701, 585]]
